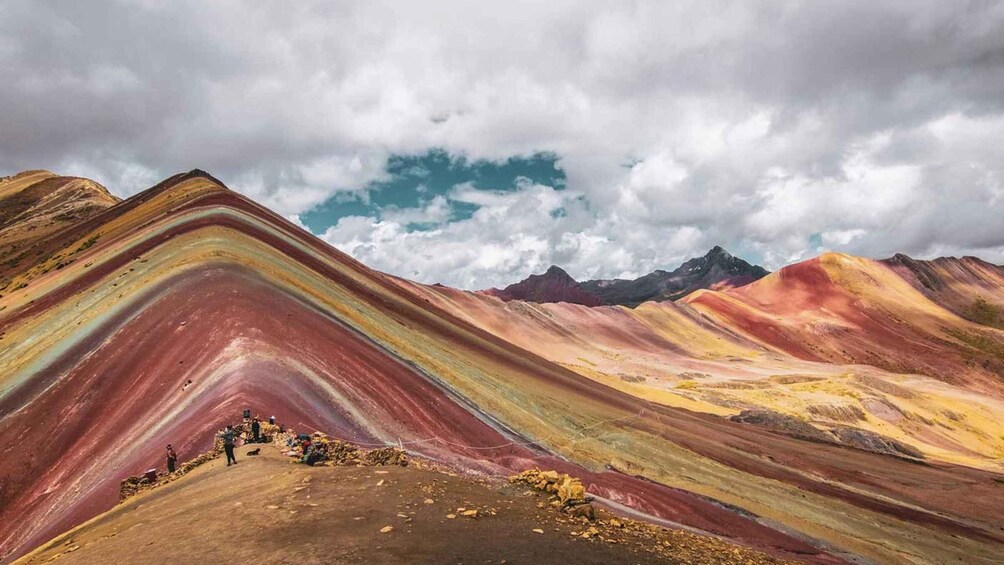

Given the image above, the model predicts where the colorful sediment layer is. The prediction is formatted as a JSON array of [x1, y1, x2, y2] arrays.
[[682, 254, 1004, 396], [882, 253, 1004, 328], [1, 171, 1002, 564], [397, 278, 1004, 472]]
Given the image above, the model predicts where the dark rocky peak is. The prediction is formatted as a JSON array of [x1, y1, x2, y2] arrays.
[[543, 265, 575, 280], [579, 247, 770, 307], [484, 247, 769, 308], [679, 247, 768, 277], [480, 265, 602, 306], [705, 245, 730, 258]]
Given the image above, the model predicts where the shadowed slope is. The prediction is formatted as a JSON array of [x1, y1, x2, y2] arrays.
[[1, 172, 1003, 564], [883, 253, 1004, 329]]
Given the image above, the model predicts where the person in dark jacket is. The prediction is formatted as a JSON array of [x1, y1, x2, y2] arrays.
[[220, 426, 238, 466], [251, 418, 261, 443], [166, 444, 178, 473]]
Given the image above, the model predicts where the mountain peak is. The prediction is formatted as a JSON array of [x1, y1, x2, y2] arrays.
[[578, 248, 770, 306], [880, 253, 1004, 326], [0, 172, 119, 254], [482, 265, 601, 306], [151, 169, 230, 193], [705, 245, 730, 258], [544, 264, 572, 278], [487, 248, 772, 308]]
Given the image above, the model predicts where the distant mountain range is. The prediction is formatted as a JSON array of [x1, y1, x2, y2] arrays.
[[482, 246, 769, 307]]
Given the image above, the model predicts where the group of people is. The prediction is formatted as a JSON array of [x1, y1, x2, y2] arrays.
[[164, 412, 278, 471], [287, 433, 328, 466]]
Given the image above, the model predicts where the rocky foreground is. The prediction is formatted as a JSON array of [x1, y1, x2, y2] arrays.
[[16, 444, 788, 565]]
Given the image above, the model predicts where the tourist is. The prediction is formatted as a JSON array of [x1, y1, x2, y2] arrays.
[[166, 444, 178, 473], [221, 425, 238, 466], [251, 418, 261, 443]]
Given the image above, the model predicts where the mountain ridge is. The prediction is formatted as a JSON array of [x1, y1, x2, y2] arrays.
[[483, 246, 770, 307], [882, 253, 1004, 329], [2, 169, 1003, 565], [481, 264, 603, 306], [0, 171, 119, 263]]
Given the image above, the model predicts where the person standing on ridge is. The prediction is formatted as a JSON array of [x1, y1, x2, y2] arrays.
[[251, 418, 261, 443], [166, 444, 178, 473], [269, 415, 276, 426], [220, 426, 238, 466]]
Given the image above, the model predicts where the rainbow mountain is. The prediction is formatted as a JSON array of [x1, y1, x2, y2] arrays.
[[1, 170, 1002, 564]]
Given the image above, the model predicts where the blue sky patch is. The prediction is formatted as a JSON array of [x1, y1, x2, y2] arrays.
[[300, 150, 565, 232]]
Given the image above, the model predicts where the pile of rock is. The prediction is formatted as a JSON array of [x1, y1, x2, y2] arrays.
[[119, 451, 219, 501], [363, 446, 408, 467], [177, 451, 217, 473], [273, 428, 409, 468], [118, 475, 146, 501], [509, 469, 594, 520], [326, 439, 363, 465]]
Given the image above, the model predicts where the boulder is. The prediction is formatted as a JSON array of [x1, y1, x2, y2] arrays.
[[557, 475, 587, 505], [729, 409, 832, 443], [829, 426, 924, 459], [565, 503, 596, 521], [363, 447, 408, 467]]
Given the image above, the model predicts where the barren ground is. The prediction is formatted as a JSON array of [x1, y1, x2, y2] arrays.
[[15, 445, 787, 565]]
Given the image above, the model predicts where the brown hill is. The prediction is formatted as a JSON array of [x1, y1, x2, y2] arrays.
[[0, 170, 118, 270]]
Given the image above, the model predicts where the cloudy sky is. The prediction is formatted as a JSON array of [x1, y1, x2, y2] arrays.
[[2, 1, 1003, 288]]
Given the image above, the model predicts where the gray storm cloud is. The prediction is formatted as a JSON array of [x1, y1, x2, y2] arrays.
[[1, 0, 1002, 288]]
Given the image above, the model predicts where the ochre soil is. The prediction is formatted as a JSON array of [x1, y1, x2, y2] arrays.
[[15, 445, 788, 565]]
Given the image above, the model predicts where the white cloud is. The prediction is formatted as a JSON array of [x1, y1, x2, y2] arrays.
[[1, 0, 1002, 286], [320, 180, 727, 288]]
